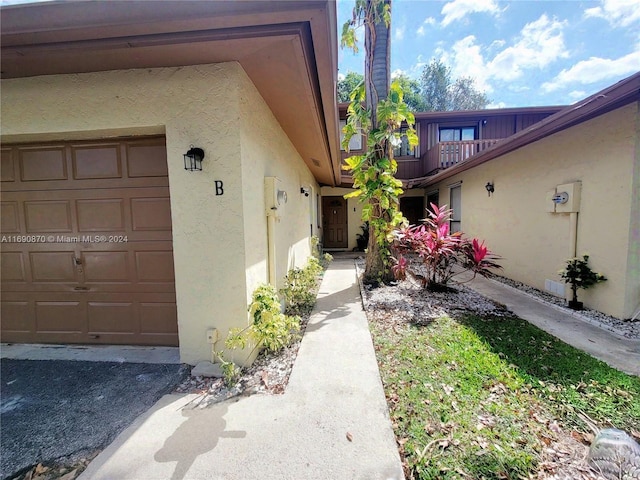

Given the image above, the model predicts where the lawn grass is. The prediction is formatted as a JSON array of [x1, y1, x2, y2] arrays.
[[370, 312, 640, 479]]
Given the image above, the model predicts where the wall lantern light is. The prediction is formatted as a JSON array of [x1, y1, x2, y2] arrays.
[[485, 181, 495, 197], [300, 187, 311, 197], [184, 146, 205, 171]]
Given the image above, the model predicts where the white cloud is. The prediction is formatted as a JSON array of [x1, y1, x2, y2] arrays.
[[337, 73, 346, 81], [391, 69, 406, 79], [507, 84, 530, 93], [416, 17, 436, 36], [443, 35, 493, 93], [407, 55, 429, 78], [541, 48, 640, 92], [487, 101, 508, 109], [433, 14, 569, 98], [440, 0, 500, 27], [584, 0, 640, 27], [487, 14, 568, 81], [568, 90, 587, 100], [395, 26, 405, 41]]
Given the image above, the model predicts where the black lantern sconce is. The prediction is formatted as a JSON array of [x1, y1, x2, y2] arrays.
[[485, 181, 495, 197], [300, 186, 311, 197], [184, 145, 205, 171]]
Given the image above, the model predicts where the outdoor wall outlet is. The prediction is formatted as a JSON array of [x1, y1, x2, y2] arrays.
[[206, 328, 218, 344]]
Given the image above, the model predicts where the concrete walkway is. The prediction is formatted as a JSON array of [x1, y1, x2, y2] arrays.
[[465, 274, 640, 376], [79, 257, 404, 480]]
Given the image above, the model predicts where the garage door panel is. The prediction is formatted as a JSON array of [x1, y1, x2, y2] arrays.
[[72, 144, 122, 179], [1, 148, 15, 182], [131, 197, 172, 231], [36, 301, 85, 333], [135, 250, 175, 283], [77, 199, 125, 232], [0, 136, 177, 346], [140, 303, 178, 335], [83, 251, 130, 283], [0, 301, 33, 333], [88, 302, 135, 333], [1, 201, 20, 232], [5, 188, 171, 240], [127, 143, 168, 177], [1, 252, 27, 282], [25, 200, 73, 233], [19, 147, 68, 181], [30, 251, 78, 282], [2, 292, 177, 345]]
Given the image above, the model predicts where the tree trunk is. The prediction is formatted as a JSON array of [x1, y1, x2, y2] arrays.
[[363, 0, 391, 282]]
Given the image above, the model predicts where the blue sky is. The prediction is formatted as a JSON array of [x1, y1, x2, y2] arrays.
[[337, 0, 640, 108]]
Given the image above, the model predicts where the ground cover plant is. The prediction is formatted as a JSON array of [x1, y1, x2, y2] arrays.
[[363, 278, 640, 479]]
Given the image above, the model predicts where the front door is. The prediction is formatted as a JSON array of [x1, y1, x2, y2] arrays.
[[322, 196, 348, 249], [400, 196, 425, 226]]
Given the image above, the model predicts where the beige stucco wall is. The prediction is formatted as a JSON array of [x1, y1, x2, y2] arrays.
[[430, 102, 639, 319], [1, 62, 319, 364], [235, 68, 320, 363]]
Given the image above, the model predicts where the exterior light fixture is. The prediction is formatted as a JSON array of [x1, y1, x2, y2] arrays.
[[184, 145, 205, 171], [300, 187, 311, 197], [485, 182, 495, 197]]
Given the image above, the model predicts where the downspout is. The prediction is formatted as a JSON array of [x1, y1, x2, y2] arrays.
[[567, 212, 578, 303], [569, 212, 578, 259], [267, 210, 277, 285]]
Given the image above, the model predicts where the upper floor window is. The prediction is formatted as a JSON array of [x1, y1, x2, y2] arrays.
[[393, 126, 420, 158], [439, 126, 476, 142], [340, 119, 362, 151]]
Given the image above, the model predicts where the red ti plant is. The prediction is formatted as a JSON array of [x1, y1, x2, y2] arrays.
[[460, 238, 502, 276], [392, 204, 501, 290]]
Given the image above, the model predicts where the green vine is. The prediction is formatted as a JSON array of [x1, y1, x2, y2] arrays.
[[341, 0, 417, 282], [341, 80, 417, 278]]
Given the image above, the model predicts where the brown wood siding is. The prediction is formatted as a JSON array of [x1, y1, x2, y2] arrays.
[[397, 159, 422, 179], [482, 115, 517, 139], [520, 113, 553, 130], [0, 136, 178, 346]]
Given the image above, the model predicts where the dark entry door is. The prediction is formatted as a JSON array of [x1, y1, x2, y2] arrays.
[[400, 196, 425, 226], [322, 196, 348, 249]]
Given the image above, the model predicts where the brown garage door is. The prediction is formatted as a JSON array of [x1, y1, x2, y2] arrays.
[[1, 136, 178, 346]]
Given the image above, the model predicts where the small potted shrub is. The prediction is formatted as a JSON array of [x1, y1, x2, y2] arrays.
[[559, 254, 607, 310]]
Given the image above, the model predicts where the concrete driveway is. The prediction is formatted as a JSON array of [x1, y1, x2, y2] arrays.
[[1, 358, 186, 479]]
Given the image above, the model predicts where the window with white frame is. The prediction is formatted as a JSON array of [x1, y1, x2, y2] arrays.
[[339, 119, 362, 151]]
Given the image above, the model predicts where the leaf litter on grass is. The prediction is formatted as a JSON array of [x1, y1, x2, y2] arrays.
[[360, 275, 639, 480]]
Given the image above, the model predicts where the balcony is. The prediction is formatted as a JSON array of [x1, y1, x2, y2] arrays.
[[425, 139, 501, 173]]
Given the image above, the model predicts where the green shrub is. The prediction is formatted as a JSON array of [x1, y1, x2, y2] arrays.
[[226, 284, 300, 356], [280, 255, 333, 315], [281, 263, 318, 316]]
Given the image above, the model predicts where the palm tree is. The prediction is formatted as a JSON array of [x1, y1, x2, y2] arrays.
[[362, 0, 392, 281], [342, 0, 406, 283]]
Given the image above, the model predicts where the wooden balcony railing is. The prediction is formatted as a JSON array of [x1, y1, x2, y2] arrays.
[[425, 139, 501, 172]]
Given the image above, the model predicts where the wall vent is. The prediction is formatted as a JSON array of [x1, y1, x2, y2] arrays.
[[544, 279, 565, 297]]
